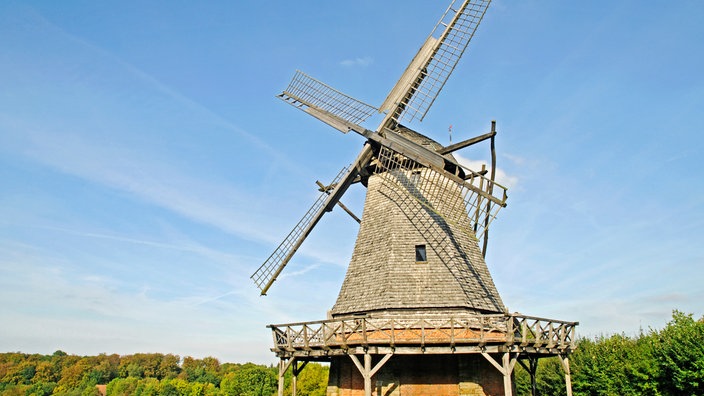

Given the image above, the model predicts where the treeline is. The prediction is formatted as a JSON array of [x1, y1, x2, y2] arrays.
[[515, 310, 704, 395], [2, 311, 702, 396], [0, 352, 327, 396]]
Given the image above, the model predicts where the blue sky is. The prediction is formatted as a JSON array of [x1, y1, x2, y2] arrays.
[[1, 1, 702, 364]]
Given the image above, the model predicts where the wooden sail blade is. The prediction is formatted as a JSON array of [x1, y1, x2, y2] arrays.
[[251, 145, 374, 295], [380, 0, 491, 125], [279, 70, 378, 130]]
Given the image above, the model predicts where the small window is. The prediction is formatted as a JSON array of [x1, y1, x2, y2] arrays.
[[410, 170, 421, 185], [415, 244, 427, 262]]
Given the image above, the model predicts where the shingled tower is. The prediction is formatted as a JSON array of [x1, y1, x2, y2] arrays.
[[330, 131, 504, 318], [251, 2, 578, 395]]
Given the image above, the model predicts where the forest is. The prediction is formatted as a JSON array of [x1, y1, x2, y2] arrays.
[[1, 311, 701, 396]]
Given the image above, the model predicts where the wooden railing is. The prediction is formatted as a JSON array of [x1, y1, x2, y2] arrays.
[[269, 314, 577, 353]]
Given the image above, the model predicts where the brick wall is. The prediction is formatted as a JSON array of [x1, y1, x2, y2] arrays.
[[327, 354, 509, 396]]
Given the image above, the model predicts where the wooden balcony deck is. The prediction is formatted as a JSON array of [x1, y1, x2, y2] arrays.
[[268, 313, 578, 358]]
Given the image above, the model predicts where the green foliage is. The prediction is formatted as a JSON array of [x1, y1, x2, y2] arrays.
[[654, 311, 704, 395], [179, 357, 220, 386], [0, 353, 288, 396], [514, 310, 704, 396], [285, 364, 328, 396], [514, 357, 567, 396], [570, 332, 660, 396], [220, 363, 277, 396], [107, 376, 139, 396], [2, 311, 701, 396]]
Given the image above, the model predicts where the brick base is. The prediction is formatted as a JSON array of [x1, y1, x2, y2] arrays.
[[327, 354, 509, 396]]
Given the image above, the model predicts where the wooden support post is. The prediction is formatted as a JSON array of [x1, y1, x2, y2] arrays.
[[292, 361, 297, 396], [481, 352, 517, 396], [364, 353, 372, 396], [482, 120, 497, 257], [291, 360, 308, 396], [349, 353, 393, 396], [502, 353, 513, 396], [278, 358, 295, 396], [559, 354, 573, 396], [530, 358, 538, 396], [517, 358, 538, 396]]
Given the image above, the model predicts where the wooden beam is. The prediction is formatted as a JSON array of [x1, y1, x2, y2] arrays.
[[481, 352, 505, 374], [437, 131, 496, 155], [483, 121, 498, 257], [481, 352, 517, 396], [349, 353, 393, 396], [369, 354, 394, 377], [278, 358, 295, 396], [316, 181, 361, 223], [559, 354, 573, 396]]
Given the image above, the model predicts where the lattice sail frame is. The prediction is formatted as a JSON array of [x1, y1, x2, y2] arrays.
[[279, 70, 378, 127], [389, 0, 491, 124], [374, 145, 506, 248], [251, 166, 350, 292]]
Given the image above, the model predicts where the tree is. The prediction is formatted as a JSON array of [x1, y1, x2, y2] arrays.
[[180, 356, 221, 385], [654, 311, 704, 395], [513, 357, 566, 396], [157, 354, 181, 380], [107, 377, 140, 396], [220, 363, 277, 396], [284, 363, 328, 396]]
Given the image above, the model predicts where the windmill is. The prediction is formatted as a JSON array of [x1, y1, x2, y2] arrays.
[[251, 0, 506, 298], [252, 2, 578, 396]]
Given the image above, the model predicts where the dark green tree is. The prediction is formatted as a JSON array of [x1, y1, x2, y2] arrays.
[[654, 311, 704, 395]]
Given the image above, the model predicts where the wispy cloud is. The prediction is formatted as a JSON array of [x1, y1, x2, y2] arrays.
[[0, 10, 303, 248], [0, 257, 275, 362], [340, 56, 374, 68]]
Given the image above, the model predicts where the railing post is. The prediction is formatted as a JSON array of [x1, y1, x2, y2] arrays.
[[322, 322, 328, 346], [421, 320, 426, 346], [559, 324, 566, 348], [506, 315, 514, 344], [390, 318, 395, 346], [271, 327, 279, 350]]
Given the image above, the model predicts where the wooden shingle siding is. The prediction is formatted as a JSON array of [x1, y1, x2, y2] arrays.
[[331, 168, 504, 317]]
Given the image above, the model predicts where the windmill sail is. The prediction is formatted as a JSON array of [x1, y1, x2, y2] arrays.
[[279, 71, 378, 131], [254, 0, 497, 294], [379, 0, 491, 124], [250, 145, 373, 295]]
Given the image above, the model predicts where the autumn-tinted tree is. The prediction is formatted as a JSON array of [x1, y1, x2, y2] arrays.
[[180, 356, 221, 385]]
